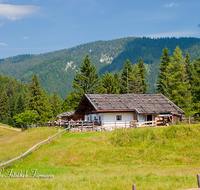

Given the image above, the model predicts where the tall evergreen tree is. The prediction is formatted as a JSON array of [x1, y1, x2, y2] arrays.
[[113, 71, 120, 94], [50, 91, 61, 117], [165, 46, 191, 109], [62, 91, 81, 112], [156, 47, 171, 95], [184, 51, 194, 87], [26, 74, 52, 122], [120, 59, 133, 94], [129, 64, 143, 93], [15, 94, 25, 114], [138, 57, 147, 93], [192, 57, 200, 112], [0, 91, 10, 122], [72, 54, 100, 98], [101, 71, 119, 94]]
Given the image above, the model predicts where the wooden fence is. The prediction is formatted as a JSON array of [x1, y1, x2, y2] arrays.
[[0, 128, 69, 172], [23, 120, 158, 132]]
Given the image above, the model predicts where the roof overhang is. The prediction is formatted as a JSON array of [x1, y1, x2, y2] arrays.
[[91, 110, 135, 113]]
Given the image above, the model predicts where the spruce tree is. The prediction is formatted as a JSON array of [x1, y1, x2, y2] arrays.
[[72, 54, 100, 98], [62, 91, 81, 112], [27, 74, 52, 122], [101, 71, 119, 94], [156, 47, 171, 95], [138, 57, 147, 93], [165, 46, 191, 109], [184, 51, 194, 87], [0, 91, 10, 123], [120, 59, 133, 94], [15, 94, 25, 114], [113, 71, 120, 94], [50, 91, 61, 117], [129, 64, 143, 93], [192, 57, 200, 112]]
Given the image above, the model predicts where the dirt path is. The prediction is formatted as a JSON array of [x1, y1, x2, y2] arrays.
[[0, 126, 21, 132]]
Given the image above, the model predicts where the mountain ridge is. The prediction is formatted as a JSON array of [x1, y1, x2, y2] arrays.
[[1, 36, 200, 99]]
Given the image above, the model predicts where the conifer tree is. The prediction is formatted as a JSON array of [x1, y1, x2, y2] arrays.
[[113, 71, 120, 94], [192, 57, 200, 112], [27, 74, 52, 122], [138, 57, 147, 93], [62, 91, 81, 111], [101, 71, 119, 94], [120, 59, 133, 94], [184, 52, 194, 87], [156, 47, 171, 95], [165, 46, 191, 109], [72, 54, 100, 99], [129, 64, 143, 93], [0, 91, 10, 122], [50, 91, 61, 117], [15, 94, 25, 114]]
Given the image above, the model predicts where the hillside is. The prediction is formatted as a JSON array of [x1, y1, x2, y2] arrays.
[[1, 37, 200, 99], [1, 125, 200, 189]]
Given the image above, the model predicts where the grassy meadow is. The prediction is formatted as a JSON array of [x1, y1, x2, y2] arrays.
[[1, 124, 200, 189]]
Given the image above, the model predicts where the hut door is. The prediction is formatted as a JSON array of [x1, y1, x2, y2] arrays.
[[147, 115, 152, 121]]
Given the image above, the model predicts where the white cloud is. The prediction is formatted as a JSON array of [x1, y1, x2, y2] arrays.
[[0, 4, 40, 21], [164, 3, 179, 8], [144, 31, 198, 38], [23, 36, 30, 40], [100, 10, 104, 14], [0, 42, 7, 46]]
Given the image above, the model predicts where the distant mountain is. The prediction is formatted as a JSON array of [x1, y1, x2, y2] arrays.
[[1, 37, 200, 99]]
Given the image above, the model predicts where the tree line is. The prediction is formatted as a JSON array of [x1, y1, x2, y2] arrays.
[[156, 46, 200, 115], [1, 45, 200, 128], [0, 74, 63, 127]]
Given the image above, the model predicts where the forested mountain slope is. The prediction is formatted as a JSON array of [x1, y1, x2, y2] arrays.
[[1, 37, 200, 99]]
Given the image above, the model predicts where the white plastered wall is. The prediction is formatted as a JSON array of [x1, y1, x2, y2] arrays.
[[101, 112, 134, 127]]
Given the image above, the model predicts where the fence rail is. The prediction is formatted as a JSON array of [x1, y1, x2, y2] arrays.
[[0, 127, 69, 171]]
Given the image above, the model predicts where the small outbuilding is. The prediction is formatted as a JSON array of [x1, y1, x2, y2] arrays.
[[57, 110, 84, 122]]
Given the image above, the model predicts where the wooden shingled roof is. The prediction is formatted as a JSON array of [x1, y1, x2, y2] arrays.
[[57, 110, 75, 118], [82, 94, 185, 115]]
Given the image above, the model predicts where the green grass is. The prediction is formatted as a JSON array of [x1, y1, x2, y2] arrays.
[[0, 123, 21, 139], [1, 125, 200, 189]]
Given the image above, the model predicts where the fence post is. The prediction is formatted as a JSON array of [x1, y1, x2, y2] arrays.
[[81, 121, 83, 132], [189, 116, 191, 124], [21, 152, 23, 162], [197, 174, 200, 188], [92, 122, 94, 131], [2, 165, 4, 172], [132, 184, 136, 190], [125, 120, 126, 129], [36, 141, 38, 150], [59, 129, 61, 138], [69, 121, 70, 129], [115, 121, 116, 129]]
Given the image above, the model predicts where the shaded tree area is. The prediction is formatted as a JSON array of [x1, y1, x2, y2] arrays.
[[156, 46, 200, 115], [0, 73, 63, 127]]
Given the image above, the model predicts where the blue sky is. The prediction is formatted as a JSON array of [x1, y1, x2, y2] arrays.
[[0, 0, 200, 59]]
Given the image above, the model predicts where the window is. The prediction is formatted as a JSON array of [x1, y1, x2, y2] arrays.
[[116, 115, 122, 120], [99, 116, 101, 121]]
